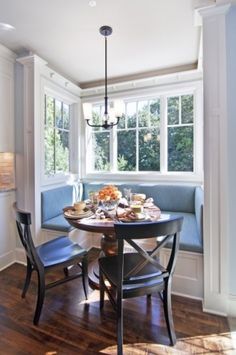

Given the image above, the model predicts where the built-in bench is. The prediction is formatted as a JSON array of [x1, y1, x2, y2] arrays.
[[83, 183, 203, 254], [41, 182, 204, 299]]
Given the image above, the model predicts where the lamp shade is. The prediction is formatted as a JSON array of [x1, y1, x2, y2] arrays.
[[114, 99, 125, 117], [83, 103, 92, 121]]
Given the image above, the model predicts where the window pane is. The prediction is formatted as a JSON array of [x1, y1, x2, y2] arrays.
[[92, 106, 102, 131], [44, 126, 55, 176], [63, 103, 70, 129], [55, 130, 69, 173], [150, 99, 160, 126], [168, 126, 193, 171], [126, 102, 136, 129], [139, 128, 160, 171], [117, 130, 136, 171], [168, 97, 179, 125], [93, 132, 110, 171], [138, 100, 148, 127], [46, 96, 54, 127], [181, 95, 193, 124], [55, 100, 63, 128]]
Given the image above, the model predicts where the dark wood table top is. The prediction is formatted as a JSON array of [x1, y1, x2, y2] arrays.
[[64, 204, 162, 235], [66, 216, 115, 234]]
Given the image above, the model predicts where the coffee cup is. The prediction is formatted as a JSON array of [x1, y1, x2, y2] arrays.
[[74, 201, 86, 213], [130, 204, 143, 213]]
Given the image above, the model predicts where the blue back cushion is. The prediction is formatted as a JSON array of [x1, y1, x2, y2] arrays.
[[41, 185, 74, 223], [83, 183, 107, 199], [140, 185, 195, 213], [82, 183, 195, 213]]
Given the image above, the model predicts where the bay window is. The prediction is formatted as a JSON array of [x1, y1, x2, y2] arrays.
[[85, 84, 202, 180]]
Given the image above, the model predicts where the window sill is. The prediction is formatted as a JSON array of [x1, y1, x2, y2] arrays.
[[83, 171, 203, 185]]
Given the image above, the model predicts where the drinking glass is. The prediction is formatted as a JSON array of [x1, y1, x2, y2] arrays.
[[123, 188, 132, 205]]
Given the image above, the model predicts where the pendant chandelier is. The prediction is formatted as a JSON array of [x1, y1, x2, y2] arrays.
[[83, 25, 124, 129]]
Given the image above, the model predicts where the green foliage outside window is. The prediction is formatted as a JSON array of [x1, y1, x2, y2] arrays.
[[44, 95, 70, 176], [90, 94, 194, 173], [167, 94, 194, 172]]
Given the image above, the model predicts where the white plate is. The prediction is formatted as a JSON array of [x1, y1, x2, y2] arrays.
[[64, 209, 94, 219]]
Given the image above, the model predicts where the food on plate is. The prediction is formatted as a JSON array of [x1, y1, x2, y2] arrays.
[[131, 193, 146, 202], [116, 207, 145, 221]]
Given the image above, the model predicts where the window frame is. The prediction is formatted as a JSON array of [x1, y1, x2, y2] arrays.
[[83, 80, 203, 183], [41, 79, 79, 186]]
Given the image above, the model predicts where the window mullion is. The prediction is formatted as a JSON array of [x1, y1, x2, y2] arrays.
[[53, 98, 56, 175], [136, 101, 139, 171], [160, 95, 167, 173], [111, 126, 117, 172]]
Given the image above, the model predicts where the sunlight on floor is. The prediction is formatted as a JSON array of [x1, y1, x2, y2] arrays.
[[79, 289, 108, 304], [100, 332, 236, 354]]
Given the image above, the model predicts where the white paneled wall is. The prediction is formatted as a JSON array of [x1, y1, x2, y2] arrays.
[[0, 44, 16, 269]]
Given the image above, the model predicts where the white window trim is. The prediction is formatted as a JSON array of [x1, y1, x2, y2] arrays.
[[40, 78, 80, 186], [83, 80, 203, 184]]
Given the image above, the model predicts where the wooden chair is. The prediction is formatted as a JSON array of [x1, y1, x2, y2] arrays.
[[13, 202, 88, 325], [99, 216, 183, 355]]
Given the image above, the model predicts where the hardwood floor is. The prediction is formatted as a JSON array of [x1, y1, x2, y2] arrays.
[[0, 249, 234, 355]]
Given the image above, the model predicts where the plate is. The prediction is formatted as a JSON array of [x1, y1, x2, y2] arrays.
[[64, 208, 94, 219], [119, 213, 150, 223]]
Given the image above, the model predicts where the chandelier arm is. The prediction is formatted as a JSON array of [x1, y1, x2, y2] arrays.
[[86, 117, 120, 129]]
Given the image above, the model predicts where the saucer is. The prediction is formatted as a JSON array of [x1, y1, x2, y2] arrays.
[[64, 208, 93, 219]]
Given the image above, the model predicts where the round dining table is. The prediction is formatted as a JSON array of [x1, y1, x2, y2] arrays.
[[65, 205, 162, 289]]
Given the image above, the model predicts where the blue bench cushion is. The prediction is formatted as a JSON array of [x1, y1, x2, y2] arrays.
[[41, 185, 74, 223], [42, 214, 73, 233], [162, 211, 203, 253]]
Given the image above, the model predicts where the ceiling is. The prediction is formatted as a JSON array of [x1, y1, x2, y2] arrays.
[[0, 0, 201, 87]]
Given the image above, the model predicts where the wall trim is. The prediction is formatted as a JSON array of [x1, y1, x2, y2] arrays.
[[80, 62, 198, 89], [228, 295, 236, 317], [15, 247, 26, 265], [0, 250, 15, 271]]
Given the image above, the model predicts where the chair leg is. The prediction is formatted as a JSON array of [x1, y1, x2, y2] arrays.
[[63, 267, 69, 277], [117, 294, 123, 355], [163, 279, 176, 346], [22, 259, 32, 298], [33, 270, 45, 325], [81, 257, 88, 300], [99, 270, 105, 310]]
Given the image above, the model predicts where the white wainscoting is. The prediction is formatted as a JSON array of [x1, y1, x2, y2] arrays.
[[160, 248, 203, 300]]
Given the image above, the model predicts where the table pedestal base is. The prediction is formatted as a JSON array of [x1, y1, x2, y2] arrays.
[[89, 233, 117, 289]]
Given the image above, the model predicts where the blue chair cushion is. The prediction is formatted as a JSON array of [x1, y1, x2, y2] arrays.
[[42, 214, 73, 233], [162, 211, 203, 253]]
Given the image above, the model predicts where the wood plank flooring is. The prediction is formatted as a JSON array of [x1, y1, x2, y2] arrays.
[[0, 249, 234, 354]]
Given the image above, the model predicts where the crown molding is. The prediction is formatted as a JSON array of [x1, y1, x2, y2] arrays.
[[0, 43, 16, 63], [79, 62, 198, 90]]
